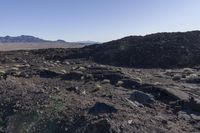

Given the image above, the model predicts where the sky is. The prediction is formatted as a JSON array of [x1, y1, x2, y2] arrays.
[[0, 0, 200, 42]]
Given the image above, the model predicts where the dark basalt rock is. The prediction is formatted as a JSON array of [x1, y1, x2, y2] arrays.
[[120, 79, 141, 88], [39, 69, 61, 78], [83, 31, 200, 68], [141, 85, 189, 101], [88, 102, 117, 115], [129, 91, 155, 105], [85, 119, 114, 133], [185, 76, 200, 84], [62, 71, 84, 80]]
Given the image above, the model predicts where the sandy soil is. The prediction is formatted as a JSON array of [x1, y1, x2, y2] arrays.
[[0, 43, 83, 51]]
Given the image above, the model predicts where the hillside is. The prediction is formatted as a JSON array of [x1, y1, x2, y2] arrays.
[[81, 31, 200, 68]]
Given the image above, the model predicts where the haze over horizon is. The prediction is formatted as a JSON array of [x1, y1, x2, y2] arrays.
[[0, 0, 200, 42]]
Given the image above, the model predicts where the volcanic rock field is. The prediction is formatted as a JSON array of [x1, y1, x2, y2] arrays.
[[0, 31, 200, 133]]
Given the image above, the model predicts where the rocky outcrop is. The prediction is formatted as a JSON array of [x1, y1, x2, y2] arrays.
[[82, 31, 200, 68]]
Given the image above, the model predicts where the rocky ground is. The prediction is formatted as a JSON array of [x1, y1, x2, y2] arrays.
[[0, 49, 200, 133]]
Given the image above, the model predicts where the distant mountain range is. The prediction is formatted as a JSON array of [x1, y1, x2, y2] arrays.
[[0, 35, 61, 43], [0, 35, 99, 51], [0, 35, 99, 45]]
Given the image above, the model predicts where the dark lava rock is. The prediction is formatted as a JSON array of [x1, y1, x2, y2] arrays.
[[82, 31, 200, 68], [120, 79, 141, 88], [39, 69, 61, 78], [185, 76, 200, 84], [62, 71, 84, 80], [185, 98, 200, 112], [129, 91, 154, 105], [140, 85, 189, 103], [88, 102, 117, 115], [85, 119, 114, 133]]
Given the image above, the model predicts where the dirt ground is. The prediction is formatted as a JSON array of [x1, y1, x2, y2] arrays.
[[0, 43, 83, 51], [0, 49, 200, 133]]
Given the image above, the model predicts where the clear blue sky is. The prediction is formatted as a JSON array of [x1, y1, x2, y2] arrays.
[[0, 0, 200, 42]]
